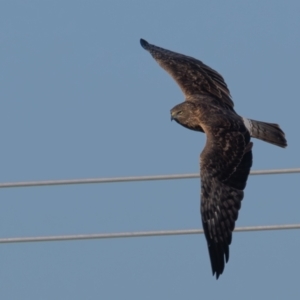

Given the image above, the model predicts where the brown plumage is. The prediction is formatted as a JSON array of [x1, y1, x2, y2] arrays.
[[140, 38, 287, 279]]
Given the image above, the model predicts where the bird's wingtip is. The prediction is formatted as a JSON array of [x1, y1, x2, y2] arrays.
[[140, 38, 149, 49]]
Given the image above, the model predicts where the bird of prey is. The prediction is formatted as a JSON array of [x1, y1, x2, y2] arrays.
[[140, 38, 287, 279]]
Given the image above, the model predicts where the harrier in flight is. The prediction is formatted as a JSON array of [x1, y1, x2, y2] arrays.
[[140, 39, 287, 279]]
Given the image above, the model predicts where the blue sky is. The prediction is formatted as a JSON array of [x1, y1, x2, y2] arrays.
[[0, 1, 299, 299]]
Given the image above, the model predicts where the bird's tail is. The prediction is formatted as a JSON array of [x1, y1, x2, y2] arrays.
[[247, 118, 287, 148]]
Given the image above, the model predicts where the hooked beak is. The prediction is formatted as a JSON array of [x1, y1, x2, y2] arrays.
[[170, 111, 175, 121]]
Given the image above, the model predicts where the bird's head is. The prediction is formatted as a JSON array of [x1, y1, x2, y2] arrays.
[[170, 102, 194, 122], [170, 102, 202, 132], [171, 102, 190, 121]]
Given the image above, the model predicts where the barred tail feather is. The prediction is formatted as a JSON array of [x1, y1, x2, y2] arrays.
[[248, 119, 287, 148]]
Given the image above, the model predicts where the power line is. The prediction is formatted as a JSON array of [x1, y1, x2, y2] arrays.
[[0, 168, 299, 189], [1, 224, 299, 244]]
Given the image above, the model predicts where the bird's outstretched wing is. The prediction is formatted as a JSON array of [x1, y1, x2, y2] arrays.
[[140, 39, 234, 108], [200, 127, 253, 279]]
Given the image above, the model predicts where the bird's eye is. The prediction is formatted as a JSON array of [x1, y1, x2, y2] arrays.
[[178, 111, 183, 115]]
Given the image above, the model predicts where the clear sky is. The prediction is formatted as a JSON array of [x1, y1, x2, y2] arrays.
[[0, 1, 299, 299]]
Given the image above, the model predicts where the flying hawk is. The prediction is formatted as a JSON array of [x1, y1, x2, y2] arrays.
[[140, 38, 287, 279]]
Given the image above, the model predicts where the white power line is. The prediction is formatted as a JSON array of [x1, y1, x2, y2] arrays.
[[1, 224, 299, 244], [0, 168, 298, 245], [0, 168, 299, 189]]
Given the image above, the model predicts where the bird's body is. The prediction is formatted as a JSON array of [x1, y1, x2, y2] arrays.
[[140, 38, 287, 279]]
